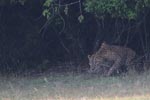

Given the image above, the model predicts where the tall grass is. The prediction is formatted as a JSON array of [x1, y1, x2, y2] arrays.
[[0, 71, 150, 100]]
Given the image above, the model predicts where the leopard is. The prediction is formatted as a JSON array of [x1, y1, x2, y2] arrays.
[[88, 42, 136, 76]]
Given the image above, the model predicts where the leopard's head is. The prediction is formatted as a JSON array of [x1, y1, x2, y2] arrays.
[[88, 54, 104, 73], [88, 54, 112, 74]]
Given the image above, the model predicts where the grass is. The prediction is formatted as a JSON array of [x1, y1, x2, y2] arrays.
[[0, 71, 150, 100]]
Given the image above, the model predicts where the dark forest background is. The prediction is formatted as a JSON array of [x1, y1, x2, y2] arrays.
[[0, 0, 150, 75]]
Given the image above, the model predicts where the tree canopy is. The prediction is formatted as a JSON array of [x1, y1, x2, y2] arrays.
[[41, 0, 150, 21], [84, 0, 150, 20]]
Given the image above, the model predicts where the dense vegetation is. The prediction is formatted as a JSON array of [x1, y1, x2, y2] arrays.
[[0, 0, 150, 75]]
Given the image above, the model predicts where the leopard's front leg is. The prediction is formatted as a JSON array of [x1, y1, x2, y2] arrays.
[[107, 58, 121, 76]]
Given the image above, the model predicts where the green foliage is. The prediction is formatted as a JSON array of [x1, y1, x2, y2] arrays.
[[43, 0, 53, 19], [42, 8, 51, 19], [42, 0, 61, 19], [84, 0, 150, 20], [42, 0, 84, 23], [64, 5, 69, 15], [78, 14, 84, 23], [43, 0, 53, 7], [144, 0, 150, 7]]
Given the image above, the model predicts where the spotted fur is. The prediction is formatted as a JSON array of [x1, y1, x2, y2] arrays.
[[88, 42, 136, 76]]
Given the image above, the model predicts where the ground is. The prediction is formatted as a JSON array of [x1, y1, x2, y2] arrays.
[[0, 71, 150, 100]]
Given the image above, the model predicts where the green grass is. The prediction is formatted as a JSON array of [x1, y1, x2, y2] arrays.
[[0, 71, 150, 100]]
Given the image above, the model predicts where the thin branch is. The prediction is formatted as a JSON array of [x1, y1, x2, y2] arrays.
[[58, 0, 66, 35], [79, 0, 82, 14], [54, 1, 80, 7], [40, 5, 55, 36]]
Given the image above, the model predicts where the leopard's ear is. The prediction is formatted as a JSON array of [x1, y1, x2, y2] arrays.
[[101, 41, 107, 48], [88, 55, 91, 59]]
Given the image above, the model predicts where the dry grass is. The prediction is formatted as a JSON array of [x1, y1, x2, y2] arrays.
[[0, 71, 150, 100]]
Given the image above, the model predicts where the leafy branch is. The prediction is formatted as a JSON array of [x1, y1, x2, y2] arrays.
[[43, 0, 84, 23]]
